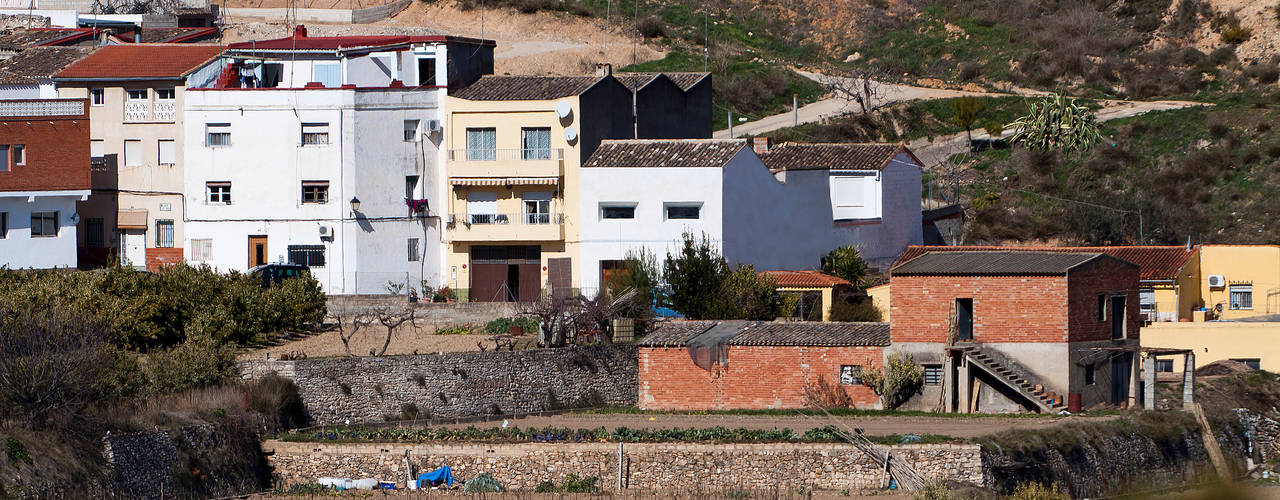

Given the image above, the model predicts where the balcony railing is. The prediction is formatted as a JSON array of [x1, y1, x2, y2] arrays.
[[448, 148, 564, 162], [450, 213, 564, 225], [124, 100, 177, 123]]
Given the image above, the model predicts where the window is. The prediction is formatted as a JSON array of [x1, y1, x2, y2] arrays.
[[1139, 288, 1155, 312], [123, 139, 141, 167], [155, 88, 175, 100], [30, 211, 57, 237], [829, 173, 877, 220], [91, 139, 105, 158], [664, 203, 701, 220], [467, 191, 499, 224], [923, 365, 942, 386], [521, 127, 551, 160], [126, 89, 147, 101], [523, 191, 551, 224], [1231, 358, 1262, 370], [301, 123, 329, 146], [287, 245, 326, 267], [1230, 284, 1253, 310], [155, 219, 174, 248], [1084, 363, 1096, 385], [313, 62, 341, 88], [1097, 294, 1106, 321], [191, 238, 213, 262], [158, 140, 175, 165], [416, 56, 436, 86], [601, 204, 636, 220], [465, 128, 496, 161], [301, 181, 329, 204], [11, 145, 23, 166], [206, 182, 231, 204], [0, 212, 6, 238], [408, 238, 420, 261], [405, 175, 420, 199], [839, 365, 862, 385], [86, 218, 103, 247], [404, 120, 420, 142], [1155, 359, 1174, 373], [205, 123, 231, 147], [90, 88, 104, 106], [0, 145, 8, 172]]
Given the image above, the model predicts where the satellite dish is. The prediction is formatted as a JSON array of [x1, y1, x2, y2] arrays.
[[564, 127, 578, 142], [555, 101, 572, 119]]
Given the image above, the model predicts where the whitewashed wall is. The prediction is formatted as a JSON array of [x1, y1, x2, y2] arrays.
[[0, 193, 85, 268]]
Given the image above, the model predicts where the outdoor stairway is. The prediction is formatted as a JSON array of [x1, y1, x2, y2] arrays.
[[957, 345, 1068, 414]]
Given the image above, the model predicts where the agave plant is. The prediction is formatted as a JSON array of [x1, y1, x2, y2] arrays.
[[1008, 94, 1103, 152]]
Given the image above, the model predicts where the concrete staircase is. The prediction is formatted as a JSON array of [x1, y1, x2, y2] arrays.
[[957, 344, 1067, 413]]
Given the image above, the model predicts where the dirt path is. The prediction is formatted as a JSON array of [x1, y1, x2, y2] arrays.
[[237, 328, 507, 360], [434, 412, 1111, 439]]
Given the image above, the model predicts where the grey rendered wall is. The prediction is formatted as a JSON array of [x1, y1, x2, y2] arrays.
[[722, 163, 835, 271], [444, 42, 493, 92], [635, 76, 706, 140]]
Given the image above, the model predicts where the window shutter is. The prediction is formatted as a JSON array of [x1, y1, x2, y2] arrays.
[[158, 140, 175, 165]]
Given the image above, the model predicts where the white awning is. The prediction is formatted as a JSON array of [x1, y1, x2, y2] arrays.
[[450, 177, 559, 187]]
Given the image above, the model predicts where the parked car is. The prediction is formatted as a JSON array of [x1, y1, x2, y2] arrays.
[[248, 263, 309, 287]]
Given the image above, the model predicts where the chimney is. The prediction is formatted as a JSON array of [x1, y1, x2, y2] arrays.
[[752, 137, 770, 155], [294, 25, 308, 38], [595, 63, 612, 77]]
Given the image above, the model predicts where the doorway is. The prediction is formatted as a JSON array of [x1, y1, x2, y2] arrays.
[[417, 57, 436, 86], [248, 235, 268, 268], [121, 229, 145, 269], [1111, 296, 1126, 339], [1110, 353, 1132, 405], [470, 245, 542, 302], [955, 298, 974, 341]]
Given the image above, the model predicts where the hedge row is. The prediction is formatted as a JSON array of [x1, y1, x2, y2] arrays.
[[280, 425, 957, 445]]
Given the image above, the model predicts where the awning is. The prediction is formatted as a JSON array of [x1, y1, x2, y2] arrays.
[[117, 209, 148, 229], [450, 177, 559, 187]]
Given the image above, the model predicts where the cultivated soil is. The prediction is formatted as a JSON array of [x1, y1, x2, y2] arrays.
[[237, 326, 504, 360], [431, 411, 1115, 439]]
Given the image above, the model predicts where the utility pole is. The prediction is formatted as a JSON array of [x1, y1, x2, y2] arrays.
[[793, 94, 798, 127], [727, 110, 733, 138]]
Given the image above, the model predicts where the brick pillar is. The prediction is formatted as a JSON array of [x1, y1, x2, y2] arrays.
[[1143, 356, 1156, 410], [1182, 352, 1196, 411]]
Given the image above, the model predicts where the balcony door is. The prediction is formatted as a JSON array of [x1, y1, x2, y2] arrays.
[[521, 127, 551, 160], [523, 191, 551, 224], [467, 191, 498, 224]]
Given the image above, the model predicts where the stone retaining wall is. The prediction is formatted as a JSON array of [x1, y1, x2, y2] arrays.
[[223, 0, 409, 24], [264, 440, 984, 491], [103, 430, 179, 498], [240, 345, 638, 425]]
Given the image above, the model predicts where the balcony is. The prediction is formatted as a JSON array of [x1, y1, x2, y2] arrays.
[[123, 100, 176, 123], [448, 212, 565, 242], [447, 148, 564, 178]]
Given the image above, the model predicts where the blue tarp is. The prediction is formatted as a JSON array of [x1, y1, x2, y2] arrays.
[[418, 466, 454, 488]]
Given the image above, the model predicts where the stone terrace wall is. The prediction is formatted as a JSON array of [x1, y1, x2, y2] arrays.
[[265, 440, 984, 491], [240, 345, 638, 425], [103, 430, 178, 498]]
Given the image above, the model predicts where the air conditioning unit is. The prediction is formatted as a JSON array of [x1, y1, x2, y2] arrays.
[[318, 225, 331, 237], [1208, 275, 1225, 288], [426, 119, 442, 133]]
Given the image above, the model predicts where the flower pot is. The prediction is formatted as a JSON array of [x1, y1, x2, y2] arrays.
[[510, 325, 524, 336]]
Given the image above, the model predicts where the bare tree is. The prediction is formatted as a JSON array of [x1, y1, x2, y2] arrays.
[[370, 305, 417, 357], [0, 302, 113, 427], [820, 68, 888, 114], [519, 289, 637, 348], [330, 298, 374, 357]]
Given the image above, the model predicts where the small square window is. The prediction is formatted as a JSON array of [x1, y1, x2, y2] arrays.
[[1155, 359, 1173, 373], [30, 211, 58, 237], [301, 181, 329, 204], [923, 365, 942, 386], [207, 182, 231, 204], [11, 145, 23, 165], [206, 123, 231, 147], [155, 88, 175, 100], [408, 238, 420, 262], [301, 123, 329, 146], [404, 120, 420, 142], [126, 89, 147, 101], [1230, 284, 1253, 310], [90, 88, 104, 106], [601, 204, 636, 220], [665, 203, 701, 220], [839, 365, 862, 385], [155, 219, 174, 248]]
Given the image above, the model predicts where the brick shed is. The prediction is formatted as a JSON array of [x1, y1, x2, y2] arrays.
[[638, 320, 888, 410], [888, 250, 1141, 413]]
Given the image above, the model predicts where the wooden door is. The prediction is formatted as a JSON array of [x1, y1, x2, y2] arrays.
[[518, 263, 541, 302], [1110, 353, 1132, 405], [248, 235, 268, 268], [470, 263, 506, 302]]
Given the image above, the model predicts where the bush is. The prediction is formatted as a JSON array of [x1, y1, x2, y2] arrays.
[[856, 353, 923, 409], [463, 472, 504, 493], [829, 298, 882, 322], [246, 374, 307, 431], [484, 316, 539, 334], [638, 16, 665, 38], [665, 232, 780, 320], [562, 475, 598, 493], [1004, 482, 1066, 500], [1220, 23, 1253, 45], [144, 334, 236, 394], [821, 246, 870, 291]]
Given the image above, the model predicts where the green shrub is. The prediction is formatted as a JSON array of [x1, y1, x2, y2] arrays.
[[562, 474, 598, 493], [1004, 482, 1066, 500], [484, 316, 539, 334], [638, 16, 665, 38], [463, 472, 503, 493], [856, 353, 924, 409], [5, 437, 31, 468], [535, 480, 557, 492], [821, 246, 869, 289], [665, 232, 781, 320], [434, 324, 476, 335], [829, 298, 882, 322], [144, 334, 236, 394]]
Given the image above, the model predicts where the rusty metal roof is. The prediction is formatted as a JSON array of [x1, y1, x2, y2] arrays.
[[893, 245, 1195, 280], [583, 139, 746, 168], [639, 320, 890, 347], [891, 251, 1118, 276]]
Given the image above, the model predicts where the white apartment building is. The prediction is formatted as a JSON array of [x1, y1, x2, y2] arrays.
[[182, 26, 494, 294]]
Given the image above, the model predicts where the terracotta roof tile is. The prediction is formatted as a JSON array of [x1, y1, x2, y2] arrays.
[[891, 251, 1123, 276], [761, 270, 851, 288], [54, 44, 225, 80], [452, 75, 604, 100], [639, 320, 890, 347], [583, 139, 746, 168], [0, 69, 34, 85], [893, 245, 1196, 280], [0, 47, 94, 79], [0, 28, 94, 49], [758, 142, 909, 171]]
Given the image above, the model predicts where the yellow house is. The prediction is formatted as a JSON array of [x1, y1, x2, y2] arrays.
[[442, 71, 711, 301], [1196, 245, 1280, 320], [761, 270, 851, 321], [867, 282, 891, 322]]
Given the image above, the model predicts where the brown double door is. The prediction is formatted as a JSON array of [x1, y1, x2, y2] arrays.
[[470, 245, 541, 302], [248, 235, 268, 268]]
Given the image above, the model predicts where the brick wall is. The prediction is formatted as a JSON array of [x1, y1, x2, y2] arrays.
[[1067, 257, 1140, 342], [890, 275, 1069, 343], [639, 345, 883, 410], [0, 100, 90, 192], [145, 247, 184, 271]]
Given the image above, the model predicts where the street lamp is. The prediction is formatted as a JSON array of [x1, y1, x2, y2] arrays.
[[349, 196, 361, 216]]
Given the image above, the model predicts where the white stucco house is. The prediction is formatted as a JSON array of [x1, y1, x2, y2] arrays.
[[578, 139, 923, 291], [182, 26, 494, 294]]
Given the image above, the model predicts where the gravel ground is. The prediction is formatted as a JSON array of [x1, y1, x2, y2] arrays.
[[432, 412, 1113, 439]]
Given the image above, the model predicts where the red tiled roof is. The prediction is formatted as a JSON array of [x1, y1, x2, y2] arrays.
[[54, 44, 225, 80], [761, 270, 852, 288], [892, 245, 1197, 280]]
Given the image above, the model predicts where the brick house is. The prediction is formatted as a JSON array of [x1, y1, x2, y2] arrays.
[[638, 320, 888, 410], [889, 250, 1141, 413]]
